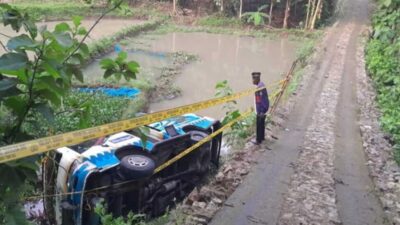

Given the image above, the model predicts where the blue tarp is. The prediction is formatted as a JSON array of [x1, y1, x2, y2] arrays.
[[78, 87, 141, 98]]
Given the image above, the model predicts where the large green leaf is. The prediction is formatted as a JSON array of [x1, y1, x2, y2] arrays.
[[42, 59, 61, 78], [126, 61, 139, 74], [0, 78, 21, 99], [100, 58, 117, 70], [70, 66, 84, 83], [116, 51, 128, 64], [23, 19, 38, 39], [0, 52, 29, 72], [0, 78, 17, 91], [34, 76, 65, 97], [55, 22, 71, 33], [53, 32, 73, 48], [1, 7, 23, 32], [6, 34, 37, 50], [4, 96, 27, 119], [72, 15, 83, 28]]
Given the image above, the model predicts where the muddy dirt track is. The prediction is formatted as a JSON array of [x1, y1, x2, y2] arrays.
[[209, 0, 389, 224]]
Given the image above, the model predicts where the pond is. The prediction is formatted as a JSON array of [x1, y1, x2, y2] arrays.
[[128, 32, 299, 119]]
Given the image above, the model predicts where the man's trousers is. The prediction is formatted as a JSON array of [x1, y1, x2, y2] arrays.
[[256, 114, 266, 143]]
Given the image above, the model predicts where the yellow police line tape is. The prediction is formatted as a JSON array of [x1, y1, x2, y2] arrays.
[[23, 64, 292, 200], [153, 74, 293, 174], [0, 85, 278, 164], [25, 107, 257, 200]]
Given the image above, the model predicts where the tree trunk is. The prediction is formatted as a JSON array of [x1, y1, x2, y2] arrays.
[[239, 0, 243, 18], [310, 0, 322, 30], [305, 0, 312, 29], [220, 0, 224, 12], [307, 0, 316, 29], [283, 0, 291, 29], [269, 0, 274, 26], [173, 0, 177, 14]]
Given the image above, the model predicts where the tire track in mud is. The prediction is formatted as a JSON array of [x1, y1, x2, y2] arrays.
[[277, 24, 354, 225]]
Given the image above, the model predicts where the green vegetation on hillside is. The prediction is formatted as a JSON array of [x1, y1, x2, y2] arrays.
[[366, 0, 400, 162]]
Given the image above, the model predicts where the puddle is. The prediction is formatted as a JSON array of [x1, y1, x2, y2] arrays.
[[128, 32, 299, 119]]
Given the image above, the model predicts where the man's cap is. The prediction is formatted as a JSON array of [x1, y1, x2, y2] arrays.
[[252, 72, 261, 79]]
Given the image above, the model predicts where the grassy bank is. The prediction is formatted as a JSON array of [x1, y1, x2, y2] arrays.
[[286, 38, 318, 95], [365, 0, 400, 162], [0, 3, 108, 21], [0, 1, 171, 22], [88, 19, 165, 60], [149, 22, 322, 41]]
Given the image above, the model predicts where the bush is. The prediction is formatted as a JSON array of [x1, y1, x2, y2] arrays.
[[365, 0, 400, 162], [197, 15, 242, 28], [23, 91, 134, 137]]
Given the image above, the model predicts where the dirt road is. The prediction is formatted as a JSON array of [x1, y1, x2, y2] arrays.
[[209, 0, 387, 224]]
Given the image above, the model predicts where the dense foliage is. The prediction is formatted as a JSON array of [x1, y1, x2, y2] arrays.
[[0, 3, 92, 21], [366, 0, 400, 161]]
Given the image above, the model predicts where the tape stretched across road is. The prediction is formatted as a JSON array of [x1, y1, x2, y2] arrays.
[[0, 87, 267, 164]]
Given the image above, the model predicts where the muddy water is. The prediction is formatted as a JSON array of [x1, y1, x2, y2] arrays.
[[130, 32, 299, 119], [0, 19, 145, 54]]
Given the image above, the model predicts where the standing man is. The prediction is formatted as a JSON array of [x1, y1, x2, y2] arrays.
[[252, 72, 270, 145]]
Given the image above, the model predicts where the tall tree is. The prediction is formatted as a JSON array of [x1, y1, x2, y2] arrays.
[[283, 0, 291, 28], [310, 0, 322, 30], [268, 0, 275, 26], [304, 0, 312, 29], [239, 0, 243, 18]]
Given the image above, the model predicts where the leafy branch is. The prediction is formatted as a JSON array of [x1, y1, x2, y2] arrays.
[[63, 0, 124, 64]]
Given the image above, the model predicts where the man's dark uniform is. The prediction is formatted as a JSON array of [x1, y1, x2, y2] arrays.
[[253, 72, 269, 144]]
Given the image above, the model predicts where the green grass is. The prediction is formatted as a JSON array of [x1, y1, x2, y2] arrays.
[[5, 3, 94, 21], [0, 2, 145, 21], [197, 15, 243, 28], [285, 38, 318, 97], [146, 22, 322, 41], [88, 19, 165, 59]]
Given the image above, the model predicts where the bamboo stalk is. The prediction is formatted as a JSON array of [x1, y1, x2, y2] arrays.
[[269, 0, 274, 26], [305, 0, 312, 30], [239, 0, 243, 18], [310, 0, 322, 30]]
